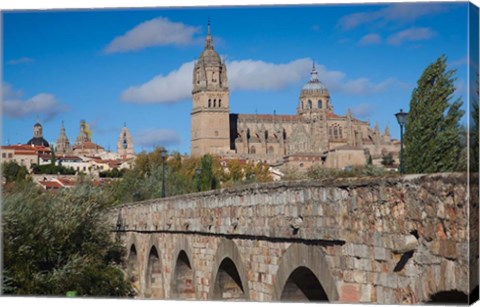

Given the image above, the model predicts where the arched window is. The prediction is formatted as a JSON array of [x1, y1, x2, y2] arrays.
[[318, 100, 322, 109], [208, 99, 211, 108], [265, 131, 268, 140], [339, 127, 343, 138], [250, 146, 256, 154], [308, 100, 312, 109], [219, 99, 222, 107], [213, 99, 216, 107], [333, 126, 338, 139]]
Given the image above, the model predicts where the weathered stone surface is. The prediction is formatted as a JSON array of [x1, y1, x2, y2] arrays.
[[106, 173, 474, 304]]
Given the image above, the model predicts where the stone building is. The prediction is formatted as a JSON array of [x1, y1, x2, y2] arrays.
[[191, 24, 400, 169], [55, 121, 72, 155], [72, 120, 104, 155], [117, 124, 135, 158], [26, 120, 50, 147]]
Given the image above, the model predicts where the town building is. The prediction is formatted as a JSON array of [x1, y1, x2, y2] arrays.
[[191, 23, 400, 169]]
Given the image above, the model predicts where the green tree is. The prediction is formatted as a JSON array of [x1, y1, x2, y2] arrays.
[[381, 153, 395, 167], [2, 161, 29, 183], [471, 74, 479, 173], [198, 155, 218, 191], [2, 182, 134, 296], [404, 55, 465, 174]]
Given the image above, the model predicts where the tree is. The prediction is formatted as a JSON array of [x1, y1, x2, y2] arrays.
[[2, 161, 29, 183], [381, 153, 395, 167], [2, 182, 134, 296], [471, 74, 479, 173], [404, 55, 465, 174], [198, 155, 218, 191]]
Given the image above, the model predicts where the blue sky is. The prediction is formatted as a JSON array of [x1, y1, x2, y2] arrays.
[[2, 2, 477, 155]]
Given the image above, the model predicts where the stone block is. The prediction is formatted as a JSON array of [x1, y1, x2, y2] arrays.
[[431, 239, 457, 259], [353, 271, 367, 284], [339, 283, 361, 303], [392, 234, 418, 254], [360, 284, 373, 303], [374, 246, 388, 261]]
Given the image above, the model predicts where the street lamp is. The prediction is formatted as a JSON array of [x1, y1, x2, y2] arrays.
[[395, 109, 408, 175], [195, 168, 202, 192], [160, 148, 167, 198]]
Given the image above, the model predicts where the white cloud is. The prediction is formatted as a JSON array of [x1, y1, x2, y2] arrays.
[[2, 83, 68, 120], [359, 33, 381, 46], [338, 3, 448, 31], [134, 129, 181, 148], [228, 59, 312, 91], [387, 27, 436, 46], [121, 58, 401, 104], [104, 17, 200, 53], [121, 61, 194, 103], [7, 57, 34, 65]]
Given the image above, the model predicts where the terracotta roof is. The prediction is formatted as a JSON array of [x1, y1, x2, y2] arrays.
[[2, 144, 51, 153], [327, 112, 344, 119], [13, 151, 38, 156], [57, 178, 76, 186], [73, 141, 104, 150], [39, 181, 62, 189]]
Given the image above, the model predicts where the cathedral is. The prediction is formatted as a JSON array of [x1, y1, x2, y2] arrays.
[[191, 23, 400, 169]]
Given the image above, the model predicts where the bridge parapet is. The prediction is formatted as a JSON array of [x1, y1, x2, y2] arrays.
[[107, 173, 477, 304]]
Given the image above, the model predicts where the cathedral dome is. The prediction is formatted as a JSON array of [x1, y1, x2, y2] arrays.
[[301, 64, 329, 95], [197, 22, 221, 66], [27, 137, 49, 147], [198, 48, 222, 66]]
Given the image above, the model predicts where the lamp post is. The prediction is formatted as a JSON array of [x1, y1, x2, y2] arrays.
[[195, 168, 202, 192], [395, 109, 408, 175], [160, 148, 167, 198]]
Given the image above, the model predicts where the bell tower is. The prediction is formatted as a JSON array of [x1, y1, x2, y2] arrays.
[[191, 21, 231, 157]]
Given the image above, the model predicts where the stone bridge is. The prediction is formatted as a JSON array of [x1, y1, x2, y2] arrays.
[[107, 173, 478, 304]]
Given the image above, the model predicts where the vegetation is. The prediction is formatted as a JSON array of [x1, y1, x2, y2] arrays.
[[281, 163, 395, 181], [381, 153, 395, 168], [31, 163, 76, 175], [404, 55, 465, 173], [107, 147, 272, 204], [471, 74, 479, 173], [2, 181, 134, 296], [2, 161, 29, 183], [99, 168, 125, 178]]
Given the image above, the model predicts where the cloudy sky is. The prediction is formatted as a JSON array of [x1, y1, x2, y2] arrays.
[[2, 2, 477, 154]]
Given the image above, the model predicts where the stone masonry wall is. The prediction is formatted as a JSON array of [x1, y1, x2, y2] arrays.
[[107, 173, 477, 304]]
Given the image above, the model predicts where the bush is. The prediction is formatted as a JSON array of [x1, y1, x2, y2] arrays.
[[2, 182, 134, 296]]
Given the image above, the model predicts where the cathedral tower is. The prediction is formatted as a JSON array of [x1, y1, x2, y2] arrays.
[[55, 121, 72, 155], [117, 123, 134, 158], [191, 21, 231, 157]]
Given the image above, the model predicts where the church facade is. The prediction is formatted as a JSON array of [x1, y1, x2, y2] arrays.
[[191, 24, 400, 169]]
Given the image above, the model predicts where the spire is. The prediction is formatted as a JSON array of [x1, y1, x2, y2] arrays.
[[205, 19, 214, 50], [310, 60, 318, 82], [384, 124, 390, 136]]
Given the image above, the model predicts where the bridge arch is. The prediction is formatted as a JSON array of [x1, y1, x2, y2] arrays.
[[144, 242, 164, 298], [208, 238, 250, 301], [170, 237, 196, 300], [273, 243, 338, 302], [125, 235, 142, 296]]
